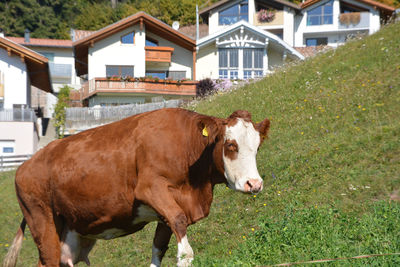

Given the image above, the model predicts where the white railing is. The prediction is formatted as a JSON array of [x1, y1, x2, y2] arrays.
[[65, 99, 183, 134], [0, 108, 37, 122], [0, 154, 32, 172]]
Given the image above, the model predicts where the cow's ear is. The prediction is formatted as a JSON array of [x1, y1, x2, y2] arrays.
[[256, 117, 270, 143], [197, 116, 223, 145]]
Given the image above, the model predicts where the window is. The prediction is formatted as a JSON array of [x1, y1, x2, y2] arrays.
[[168, 71, 186, 80], [243, 49, 264, 79], [3, 147, 14, 153], [307, 0, 333, 26], [106, 65, 134, 77], [40, 52, 54, 62], [219, 49, 239, 79], [145, 71, 186, 80], [146, 71, 166, 79], [146, 37, 158, 47], [0, 140, 15, 156], [306, 37, 328, 46], [219, 1, 248, 25], [121, 32, 135, 44]]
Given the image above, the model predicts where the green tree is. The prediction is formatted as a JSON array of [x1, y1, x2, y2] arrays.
[[53, 85, 71, 139]]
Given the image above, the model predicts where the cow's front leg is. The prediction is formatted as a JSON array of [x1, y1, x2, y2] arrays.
[[150, 222, 172, 267], [176, 230, 194, 267], [136, 178, 194, 266]]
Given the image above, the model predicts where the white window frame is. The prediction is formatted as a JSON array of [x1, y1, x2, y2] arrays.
[[218, 48, 239, 79]]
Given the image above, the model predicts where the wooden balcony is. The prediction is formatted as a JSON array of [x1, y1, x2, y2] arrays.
[[73, 78, 197, 102], [145, 46, 174, 63]]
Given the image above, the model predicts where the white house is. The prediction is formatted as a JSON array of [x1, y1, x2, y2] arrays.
[[196, 20, 304, 80], [0, 36, 52, 155], [7, 31, 81, 116], [199, 0, 395, 51], [295, 0, 395, 47], [73, 12, 198, 107]]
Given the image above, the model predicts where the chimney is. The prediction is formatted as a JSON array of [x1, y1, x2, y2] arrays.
[[0, 28, 4, 38], [24, 29, 30, 43]]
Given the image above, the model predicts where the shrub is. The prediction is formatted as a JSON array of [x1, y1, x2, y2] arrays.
[[196, 78, 216, 97]]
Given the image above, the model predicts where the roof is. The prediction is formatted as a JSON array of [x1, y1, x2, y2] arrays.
[[295, 46, 332, 57], [200, 0, 301, 16], [178, 24, 209, 39], [301, 0, 395, 13], [6, 37, 72, 48], [197, 20, 305, 60], [0, 37, 53, 93], [71, 29, 96, 42], [74, 11, 196, 76]]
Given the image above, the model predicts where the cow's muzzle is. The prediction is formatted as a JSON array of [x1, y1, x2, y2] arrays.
[[244, 179, 263, 193]]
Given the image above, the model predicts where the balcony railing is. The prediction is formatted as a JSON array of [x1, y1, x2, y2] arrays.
[[74, 78, 197, 101], [339, 12, 369, 29], [145, 46, 174, 63], [254, 10, 284, 27], [0, 108, 37, 122], [49, 62, 72, 78]]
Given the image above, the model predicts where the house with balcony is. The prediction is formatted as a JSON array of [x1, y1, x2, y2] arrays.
[[7, 31, 82, 116], [73, 12, 197, 107], [197, 0, 304, 80], [0, 36, 52, 155], [198, 0, 395, 59], [295, 0, 395, 47]]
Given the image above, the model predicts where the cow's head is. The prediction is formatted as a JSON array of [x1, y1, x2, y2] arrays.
[[221, 111, 270, 193], [200, 110, 270, 194]]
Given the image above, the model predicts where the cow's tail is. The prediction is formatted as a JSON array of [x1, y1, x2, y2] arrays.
[[2, 218, 26, 267]]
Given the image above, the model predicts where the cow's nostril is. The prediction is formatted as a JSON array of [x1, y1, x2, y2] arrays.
[[246, 179, 263, 193]]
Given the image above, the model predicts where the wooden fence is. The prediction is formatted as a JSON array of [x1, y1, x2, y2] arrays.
[[0, 154, 32, 172], [64, 99, 184, 134]]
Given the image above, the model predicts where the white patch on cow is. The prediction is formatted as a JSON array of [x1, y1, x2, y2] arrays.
[[176, 235, 193, 267], [132, 204, 160, 225], [150, 245, 162, 267], [223, 119, 263, 193], [61, 230, 95, 266], [60, 230, 79, 266]]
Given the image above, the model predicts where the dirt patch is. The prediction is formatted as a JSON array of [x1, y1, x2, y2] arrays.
[[390, 190, 400, 202]]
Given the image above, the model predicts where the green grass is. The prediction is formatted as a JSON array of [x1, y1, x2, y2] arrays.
[[1, 22, 400, 266]]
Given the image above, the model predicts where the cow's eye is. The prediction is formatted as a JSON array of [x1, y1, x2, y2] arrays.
[[227, 142, 238, 152]]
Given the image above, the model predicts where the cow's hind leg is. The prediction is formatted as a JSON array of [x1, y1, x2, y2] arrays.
[[150, 222, 172, 267], [17, 197, 62, 267], [25, 211, 61, 267]]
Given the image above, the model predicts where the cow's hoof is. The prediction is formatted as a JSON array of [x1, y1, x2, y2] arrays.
[[177, 257, 193, 267]]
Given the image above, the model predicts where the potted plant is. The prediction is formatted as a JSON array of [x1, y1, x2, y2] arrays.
[[258, 9, 276, 23]]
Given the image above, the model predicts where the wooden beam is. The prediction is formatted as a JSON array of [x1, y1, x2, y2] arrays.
[[192, 48, 196, 81], [20, 55, 25, 63], [7, 48, 11, 56]]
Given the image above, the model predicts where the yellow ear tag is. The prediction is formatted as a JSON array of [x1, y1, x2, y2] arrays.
[[202, 126, 209, 137]]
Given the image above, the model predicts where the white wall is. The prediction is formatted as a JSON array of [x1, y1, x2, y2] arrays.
[[196, 43, 219, 79], [283, 7, 295, 46], [89, 24, 146, 79], [0, 48, 28, 109], [32, 47, 80, 92], [0, 122, 38, 155]]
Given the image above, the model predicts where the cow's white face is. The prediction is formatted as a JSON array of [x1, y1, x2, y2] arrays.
[[222, 118, 263, 193]]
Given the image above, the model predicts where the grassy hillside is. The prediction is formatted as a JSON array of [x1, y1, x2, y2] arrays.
[[1, 22, 400, 266]]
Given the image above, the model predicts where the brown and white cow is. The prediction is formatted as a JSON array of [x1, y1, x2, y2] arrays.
[[3, 108, 270, 267]]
